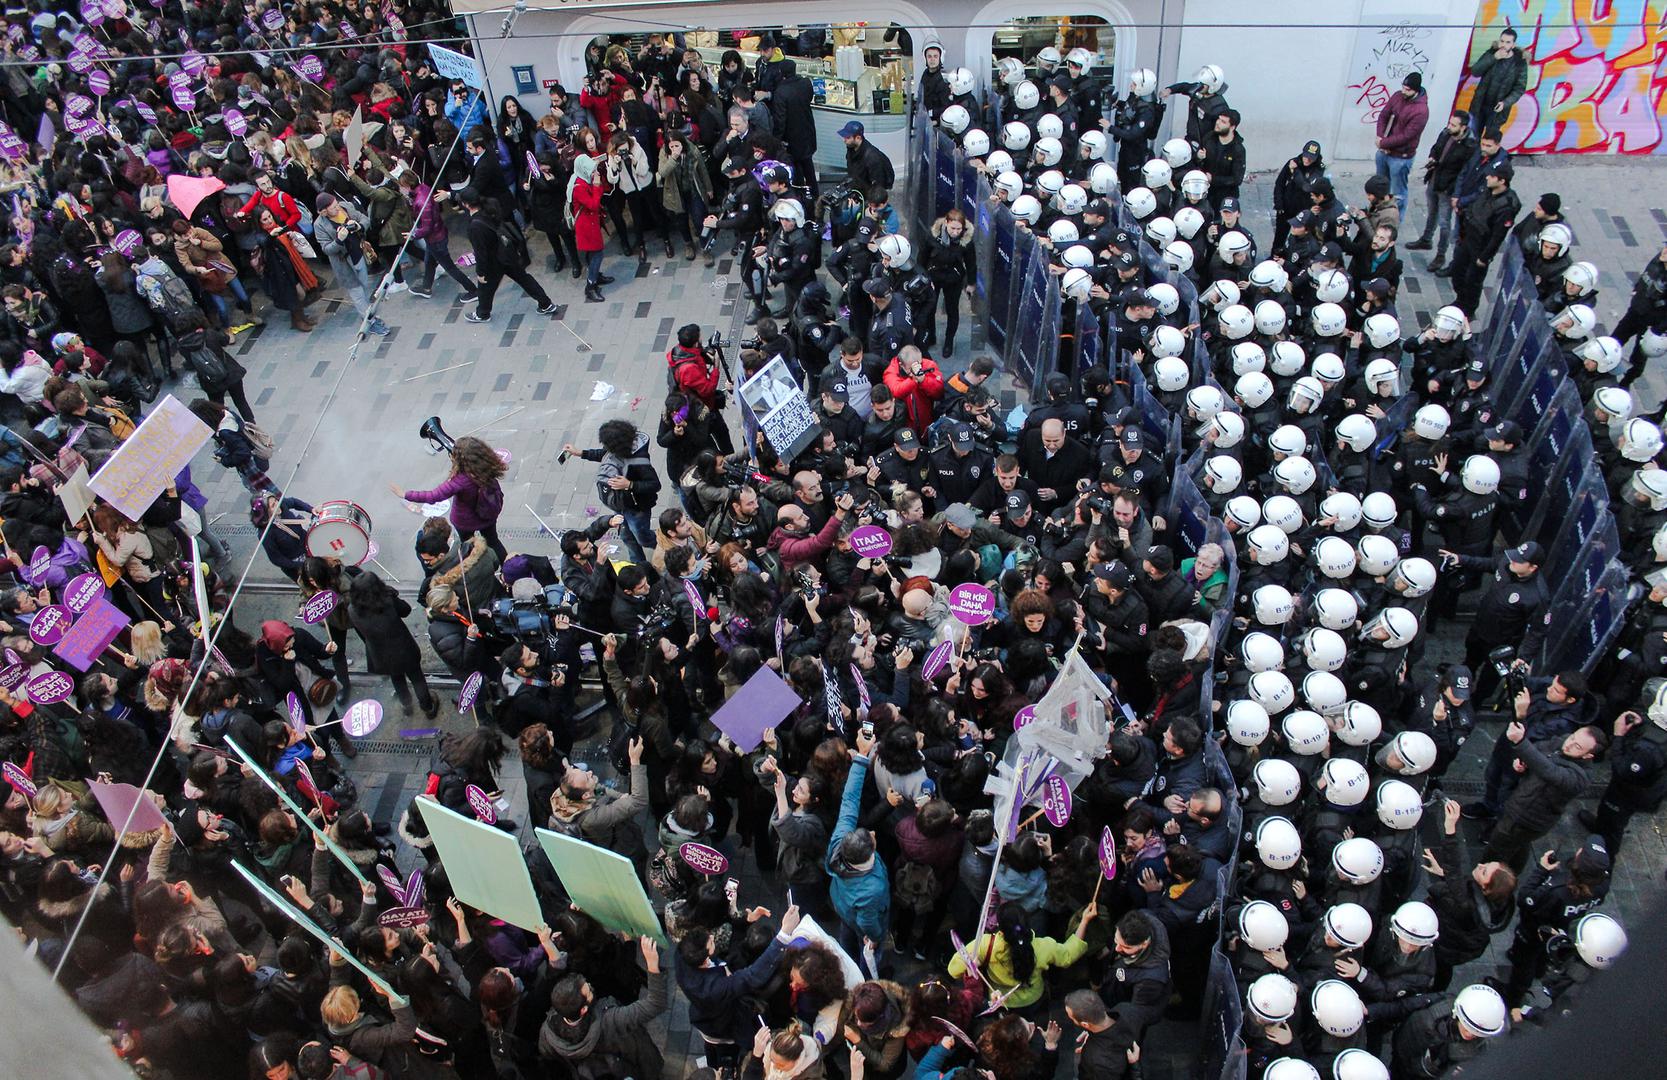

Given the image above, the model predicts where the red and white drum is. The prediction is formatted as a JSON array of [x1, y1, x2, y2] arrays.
[[305, 501, 374, 565]]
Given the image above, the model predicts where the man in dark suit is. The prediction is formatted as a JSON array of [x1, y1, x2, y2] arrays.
[[770, 60, 819, 198], [465, 131, 513, 208]]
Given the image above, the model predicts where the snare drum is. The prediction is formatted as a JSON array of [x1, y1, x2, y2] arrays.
[[306, 501, 373, 565]]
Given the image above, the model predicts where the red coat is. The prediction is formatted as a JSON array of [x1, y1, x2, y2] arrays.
[[237, 189, 301, 229], [667, 344, 720, 408], [882, 354, 946, 434], [570, 176, 607, 252]]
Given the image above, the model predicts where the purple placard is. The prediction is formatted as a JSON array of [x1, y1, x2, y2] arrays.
[[51, 596, 129, 671], [170, 83, 196, 111], [28, 605, 73, 647], [403, 869, 424, 909], [300, 590, 338, 624], [134, 101, 158, 124], [710, 665, 803, 753], [1098, 825, 1118, 879], [27, 545, 51, 581], [921, 639, 954, 681], [286, 691, 305, 732], [465, 784, 496, 823], [678, 841, 729, 875], [80, 0, 106, 24], [73, 31, 99, 54], [681, 577, 703, 614], [2, 760, 36, 797], [342, 699, 383, 737], [5, 24, 20, 41], [68, 49, 95, 73], [1042, 775, 1072, 826], [0, 123, 24, 160], [947, 583, 997, 625], [102, 0, 126, 16], [0, 665, 25, 691], [17, 43, 41, 62], [850, 662, 870, 711], [262, 8, 283, 30], [88, 779, 167, 832], [112, 229, 141, 256], [64, 572, 106, 614], [849, 524, 893, 558], [26, 669, 75, 704], [457, 670, 483, 712], [378, 906, 429, 929], [66, 93, 94, 117], [166, 70, 190, 89], [1012, 704, 1036, 731], [377, 863, 402, 894], [297, 54, 325, 81], [87, 69, 112, 95], [223, 107, 248, 137], [181, 51, 208, 76], [774, 614, 784, 657], [525, 149, 538, 175]]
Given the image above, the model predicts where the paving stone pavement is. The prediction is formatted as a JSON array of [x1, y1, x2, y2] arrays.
[[197, 154, 1667, 1079]]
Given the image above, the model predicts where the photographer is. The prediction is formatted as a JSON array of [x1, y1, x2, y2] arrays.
[[708, 483, 782, 557], [1465, 669, 1595, 822], [768, 491, 855, 574], [559, 514, 623, 631], [1097, 492, 1157, 567], [666, 323, 735, 454], [499, 637, 572, 745]]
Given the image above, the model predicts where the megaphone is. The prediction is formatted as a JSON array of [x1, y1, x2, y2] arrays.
[[419, 416, 455, 453]]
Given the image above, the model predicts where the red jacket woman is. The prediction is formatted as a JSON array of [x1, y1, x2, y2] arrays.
[[567, 156, 607, 253], [882, 347, 946, 434]]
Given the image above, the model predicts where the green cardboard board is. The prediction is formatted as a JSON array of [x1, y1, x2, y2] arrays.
[[232, 862, 406, 1004], [534, 828, 665, 943], [415, 797, 543, 931], [223, 736, 368, 885]]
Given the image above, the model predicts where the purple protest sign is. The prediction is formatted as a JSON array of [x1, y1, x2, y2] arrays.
[[678, 841, 729, 875], [456, 252, 476, 267], [26, 669, 75, 704], [682, 577, 703, 614], [166, 70, 190, 89], [710, 665, 803, 753], [297, 54, 325, 81], [223, 107, 248, 137], [66, 93, 94, 117], [377, 863, 402, 894], [87, 69, 112, 96], [457, 671, 483, 713], [402, 869, 424, 909], [4, 649, 18, 667], [921, 639, 954, 681], [17, 43, 40, 62], [0, 665, 25, 692], [378, 907, 429, 929], [134, 100, 157, 125], [262, 8, 283, 30], [170, 83, 197, 112], [181, 51, 208, 76], [1042, 775, 1072, 826], [774, 615, 785, 657], [1012, 704, 1036, 731], [849, 524, 893, 558], [947, 583, 997, 625], [2, 760, 36, 797], [102, 0, 126, 16], [52, 596, 129, 671], [68, 48, 95, 74], [5, 24, 19, 41], [111, 228, 141, 257], [80, 0, 106, 25], [27, 546, 51, 582], [64, 572, 105, 614], [28, 605, 73, 647], [300, 590, 338, 624], [1098, 825, 1118, 880], [342, 699, 383, 738], [286, 691, 305, 733], [465, 784, 496, 823], [525, 150, 538, 175], [0, 123, 24, 160], [850, 663, 871, 711]]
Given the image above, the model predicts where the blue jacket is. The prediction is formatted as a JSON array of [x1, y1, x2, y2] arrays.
[[1454, 146, 1508, 209], [445, 93, 489, 135], [825, 754, 890, 941], [675, 936, 786, 1042]]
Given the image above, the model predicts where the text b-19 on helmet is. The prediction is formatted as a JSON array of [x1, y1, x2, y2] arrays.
[[1011, 80, 1041, 112], [1462, 454, 1500, 495], [960, 128, 991, 158], [1572, 912, 1628, 969], [1219, 303, 1254, 339], [1001, 119, 1032, 151], [1413, 402, 1451, 440], [1147, 282, 1180, 315], [1254, 815, 1302, 868], [1201, 278, 1242, 310], [1298, 626, 1347, 671], [1313, 269, 1351, 304], [1253, 299, 1286, 335], [1274, 455, 1318, 494], [1046, 218, 1079, 246], [1363, 312, 1401, 349], [1331, 836, 1383, 884], [1186, 385, 1225, 420], [1254, 758, 1302, 809], [1311, 980, 1366, 1038], [1241, 631, 1284, 673], [1313, 587, 1360, 630], [1125, 186, 1158, 220], [1311, 302, 1348, 337], [1161, 136, 1194, 168], [1035, 112, 1065, 140], [1261, 494, 1304, 534], [1231, 341, 1267, 376], [1356, 533, 1400, 576], [1282, 708, 1329, 755], [1249, 671, 1296, 715], [1142, 157, 1173, 188], [1376, 778, 1423, 828], [1253, 584, 1295, 625], [1313, 535, 1356, 579], [1055, 182, 1088, 216], [1153, 355, 1190, 391]]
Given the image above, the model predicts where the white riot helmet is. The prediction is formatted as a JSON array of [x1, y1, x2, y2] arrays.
[[1126, 187, 1158, 220], [1553, 303, 1596, 339], [1303, 671, 1347, 714], [1254, 299, 1287, 336], [1432, 304, 1467, 340], [1274, 455, 1318, 495], [1335, 414, 1377, 453], [1299, 627, 1347, 672], [1145, 215, 1177, 248], [1187, 385, 1225, 421], [1314, 535, 1357, 579], [1286, 373, 1324, 409], [1238, 899, 1288, 950], [1165, 241, 1196, 274], [1281, 708, 1329, 755], [1001, 120, 1032, 153], [1269, 341, 1306, 377], [1175, 206, 1206, 239], [1035, 46, 1062, 71], [1255, 816, 1302, 869], [1452, 985, 1508, 1038], [1311, 981, 1366, 1038], [1206, 411, 1247, 448], [1269, 424, 1307, 458], [1356, 534, 1400, 577], [1331, 836, 1384, 884], [1088, 161, 1118, 195], [1201, 279, 1242, 310], [1313, 588, 1360, 632], [1154, 355, 1190, 391], [1360, 491, 1397, 528], [939, 104, 971, 135], [877, 234, 913, 268], [1035, 113, 1064, 141], [1413, 403, 1451, 440], [1572, 913, 1627, 969], [1061, 268, 1094, 302], [1250, 671, 1296, 715], [1227, 699, 1271, 747], [1055, 182, 1088, 216], [1047, 219, 1080, 246], [1232, 342, 1268, 376], [1265, 1061, 1320, 1080], [1538, 222, 1572, 256], [1204, 455, 1243, 493], [1253, 526, 1286, 570], [1462, 454, 1500, 495], [1333, 1049, 1390, 1080], [1364, 312, 1401, 349], [1565, 260, 1599, 293], [1311, 351, 1346, 384], [961, 128, 991, 158], [994, 170, 1025, 202], [1380, 730, 1437, 776], [998, 57, 1027, 87], [1195, 63, 1226, 93], [1364, 357, 1401, 396], [1261, 495, 1304, 536], [1152, 327, 1189, 363], [1391, 901, 1441, 947], [1219, 230, 1253, 263], [1335, 701, 1382, 747], [1253, 584, 1295, 626], [1376, 779, 1423, 829], [1620, 417, 1665, 462], [1390, 557, 1438, 598], [1011, 81, 1041, 113], [1142, 158, 1173, 189], [1161, 137, 1194, 169], [1147, 282, 1181, 315], [1576, 335, 1624, 374], [771, 199, 806, 228], [1362, 607, 1419, 648], [1629, 467, 1667, 510], [1226, 495, 1262, 531], [1311, 267, 1349, 304], [947, 67, 976, 96], [1129, 68, 1158, 96], [1254, 759, 1302, 808], [1247, 973, 1300, 1024], [1011, 195, 1043, 225], [1311, 302, 1348, 337], [1061, 245, 1096, 270], [1078, 131, 1108, 160], [1644, 328, 1667, 357], [1251, 260, 1290, 292], [1067, 47, 1095, 70], [1219, 303, 1255, 340], [1242, 632, 1285, 673], [1323, 902, 1374, 949], [1035, 166, 1065, 195], [1180, 170, 1211, 199]]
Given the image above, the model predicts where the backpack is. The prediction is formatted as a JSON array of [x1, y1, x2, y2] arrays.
[[607, 716, 638, 776], [893, 860, 940, 913], [184, 341, 232, 389], [136, 265, 197, 322], [495, 218, 530, 270], [241, 419, 278, 460]]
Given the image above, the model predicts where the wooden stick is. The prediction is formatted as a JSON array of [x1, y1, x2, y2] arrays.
[[1091, 874, 1106, 907], [1017, 807, 1047, 831], [460, 405, 523, 438], [401, 361, 475, 383]]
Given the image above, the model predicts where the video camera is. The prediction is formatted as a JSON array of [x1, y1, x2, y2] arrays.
[[486, 580, 573, 652]]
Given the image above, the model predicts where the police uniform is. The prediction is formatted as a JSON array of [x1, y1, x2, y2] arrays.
[[1502, 843, 1611, 1008], [1587, 715, 1667, 858], [927, 425, 992, 507], [1458, 546, 1551, 678]]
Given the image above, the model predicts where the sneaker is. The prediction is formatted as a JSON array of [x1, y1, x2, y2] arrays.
[[386, 281, 409, 294], [457, 290, 478, 303], [1460, 801, 1495, 820], [465, 312, 490, 323], [536, 302, 558, 315], [407, 286, 433, 299], [368, 320, 391, 336]]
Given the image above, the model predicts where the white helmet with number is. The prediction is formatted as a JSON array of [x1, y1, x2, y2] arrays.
[[948, 67, 976, 96], [1001, 120, 1032, 152], [1262, 495, 1304, 535], [1247, 973, 1300, 1023], [999, 57, 1027, 87], [1362, 607, 1419, 648], [1577, 335, 1624, 374], [1154, 355, 1190, 391], [1255, 816, 1302, 869], [1125, 186, 1158, 220], [1310, 352, 1346, 384], [1012, 80, 1041, 113], [1201, 279, 1241, 310], [1251, 260, 1290, 291], [1323, 902, 1373, 949], [1129, 68, 1158, 96], [1152, 328, 1189, 363], [1380, 730, 1438, 776], [1413, 403, 1451, 440], [1333, 1049, 1389, 1080], [1147, 282, 1181, 315], [1391, 901, 1441, 947], [1314, 588, 1360, 631], [1226, 495, 1262, 531], [1314, 269, 1351, 304], [1303, 672, 1347, 714], [1432, 304, 1467, 340], [1219, 230, 1253, 263], [1242, 631, 1285, 673], [1335, 414, 1377, 453], [1553, 303, 1596, 340], [1253, 584, 1295, 625], [1175, 206, 1206, 239], [940, 104, 971, 135], [771, 199, 806, 228], [1376, 779, 1423, 829], [1061, 267, 1094, 302], [1538, 222, 1572, 256], [1335, 701, 1382, 746], [1331, 837, 1384, 884], [1572, 913, 1627, 969], [1180, 170, 1211, 199], [1047, 219, 1080, 246], [1142, 158, 1173, 189], [1204, 456, 1243, 496], [1195, 63, 1226, 93], [1079, 130, 1108, 161], [1010, 195, 1043, 225], [1453, 985, 1508, 1038], [1145, 215, 1177, 248], [1232, 342, 1268, 376], [1066, 47, 1095, 69], [1238, 899, 1288, 950], [1631, 467, 1667, 510], [1205, 412, 1247, 448], [1161, 137, 1194, 168], [1314, 536, 1357, 580], [1219, 303, 1255, 341], [1227, 699, 1270, 747], [1282, 709, 1329, 755], [1462, 454, 1501, 495], [1620, 417, 1665, 462], [994, 170, 1025, 202], [1250, 671, 1296, 715], [1061, 245, 1096, 270], [1187, 385, 1225, 420], [1364, 312, 1401, 349], [1356, 534, 1400, 577], [1390, 557, 1437, 598], [1364, 357, 1400, 396], [1265, 1061, 1320, 1080], [1254, 300, 1287, 336], [1165, 241, 1196, 274], [1360, 491, 1397, 528], [1299, 627, 1347, 672], [1274, 455, 1318, 494], [1311, 302, 1348, 337], [1254, 760, 1300, 808], [960, 129, 991, 158], [1036, 113, 1065, 141], [1312, 980, 1366, 1037], [1269, 424, 1307, 458], [1035, 163, 1065, 194], [1269, 340, 1306, 377], [1036, 46, 1062, 71], [1088, 161, 1118, 195], [1564, 260, 1599, 293]]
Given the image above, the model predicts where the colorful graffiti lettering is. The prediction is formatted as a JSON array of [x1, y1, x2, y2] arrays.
[[1457, 0, 1667, 153], [1349, 74, 1395, 124]]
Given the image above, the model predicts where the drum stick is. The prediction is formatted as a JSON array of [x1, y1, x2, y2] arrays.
[[555, 319, 591, 351], [459, 406, 524, 438], [367, 556, 401, 583]]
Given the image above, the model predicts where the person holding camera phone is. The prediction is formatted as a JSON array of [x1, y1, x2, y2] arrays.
[[1467, 28, 1529, 136]]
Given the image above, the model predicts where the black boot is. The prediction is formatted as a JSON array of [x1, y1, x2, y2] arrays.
[[551, 250, 567, 273], [585, 284, 605, 303]]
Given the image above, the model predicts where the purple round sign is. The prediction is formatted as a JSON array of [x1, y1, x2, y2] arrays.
[[170, 83, 196, 111], [167, 70, 190, 88], [465, 784, 496, 823], [112, 229, 141, 256], [286, 691, 305, 732], [66, 93, 94, 117], [26, 669, 75, 704], [63, 572, 106, 614], [297, 55, 324, 81], [26, 545, 51, 582], [262, 8, 283, 30], [222, 107, 248, 137], [342, 699, 384, 737], [88, 69, 112, 95], [134, 101, 157, 124], [181, 50, 208, 76], [849, 524, 893, 558], [947, 582, 998, 625], [1013, 704, 1037, 731], [1098, 825, 1118, 879], [102, 0, 126, 16], [1042, 775, 1072, 826], [80, 0, 106, 26], [0, 665, 25, 692], [458, 671, 483, 712], [69, 49, 95, 74], [921, 639, 955, 681], [679, 841, 729, 875], [300, 590, 338, 624]]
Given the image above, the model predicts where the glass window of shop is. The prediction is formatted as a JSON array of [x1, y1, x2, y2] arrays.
[[665, 25, 916, 116], [991, 16, 1116, 79]]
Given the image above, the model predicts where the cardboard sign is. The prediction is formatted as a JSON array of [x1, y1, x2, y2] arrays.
[[710, 665, 803, 753], [428, 43, 483, 89], [678, 841, 728, 875], [0, 665, 26, 691], [535, 828, 665, 942], [465, 784, 496, 823], [738, 357, 818, 461], [378, 906, 430, 929], [223, 107, 247, 137], [87, 395, 214, 519], [52, 596, 130, 671], [180, 50, 208, 76], [296, 55, 325, 81], [849, 525, 893, 557], [342, 699, 383, 738], [262, 8, 283, 30], [59, 463, 96, 526], [111, 229, 141, 257], [65, 93, 94, 117], [1098, 825, 1118, 879], [921, 640, 954, 681], [169, 82, 196, 111], [1013, 704, 1036, 730], [947, 583, 997, 625], [28, 605, 72, 646], [418, 798, 543, 930], [63, 573, 106, 614], [286, 691, 306, 732], [457, 671, 483, 712], [27, 546, 51, 582], [1042, 774, 1072, 826], [300, 590, 338, 624], [343, 107, 364, 165], [88, 779, 169, 833], [2, 761, 36, 797]]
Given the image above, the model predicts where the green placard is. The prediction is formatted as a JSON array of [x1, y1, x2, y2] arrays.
[[534, 828, 666, 944], [415, 797, 544, 931], [223, 736, 368, 885], [231, 861, 406, 1005]]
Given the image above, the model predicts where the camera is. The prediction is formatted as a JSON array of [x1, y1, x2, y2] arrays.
[[722, 458, 772, 486], [628, 599, 682, 642], [486, 582, 572, 649]]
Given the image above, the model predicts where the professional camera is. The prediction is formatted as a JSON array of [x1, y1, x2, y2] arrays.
[[627, 599, 682, 642], [1491, 645, 1530, 703], [722, 458, 774, 487], [486, 578, 572, 650]]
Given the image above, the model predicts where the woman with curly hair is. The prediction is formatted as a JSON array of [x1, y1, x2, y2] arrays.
[[396, 434, 509, 561]]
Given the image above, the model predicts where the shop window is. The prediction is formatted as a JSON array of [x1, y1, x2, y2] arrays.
[[991, 16, 1116, 78]]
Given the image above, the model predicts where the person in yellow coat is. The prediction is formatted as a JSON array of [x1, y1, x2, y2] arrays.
[[950, 900, 1098, 1012]]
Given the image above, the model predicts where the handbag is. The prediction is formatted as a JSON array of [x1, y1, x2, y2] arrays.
[[308, 676, 339, 708]]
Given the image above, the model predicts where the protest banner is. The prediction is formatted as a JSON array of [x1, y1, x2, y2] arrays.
[[417, 797, 542, 930], [534, 828, 665, 942], [87, 395, 213, 519]]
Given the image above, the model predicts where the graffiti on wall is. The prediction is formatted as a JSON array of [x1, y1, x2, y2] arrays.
[[1347, 19, 1438, 125], [1457, 0, 1667, 153]]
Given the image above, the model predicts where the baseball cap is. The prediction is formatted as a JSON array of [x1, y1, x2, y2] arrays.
[[1004, 488, 1031, 516], [1121, 426, 1144, 450], [1489, 420, 1523, 444], [1092, 561, 1136, 588], [1049, 73, 1074, 93], [1366, 277, 1392, 298], [1116, 285, 1150, 307], [820, 373, 849, 400], [1143, 545, 1174, 573], [1111, 406, 1136, 428], [1302, 140, 1322, 158], [1086, 198, 1113, 218], [1465, 358, 1487, 379], [1575, 835, 1611, 873], [949, 422, 975, 450], [1219, 196, 1240, 213], [1507, 541, 1544, 565], [1320, 241, 1344, 264], [893, 426, 919, 450], [942, 503, 978, 531], [1443, 664, 1473, 701], [1485, 159, 1514, 181], [862, 277, 893, 298], [838, 120, 865, 138], [1113, 250, 1137, 272]]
